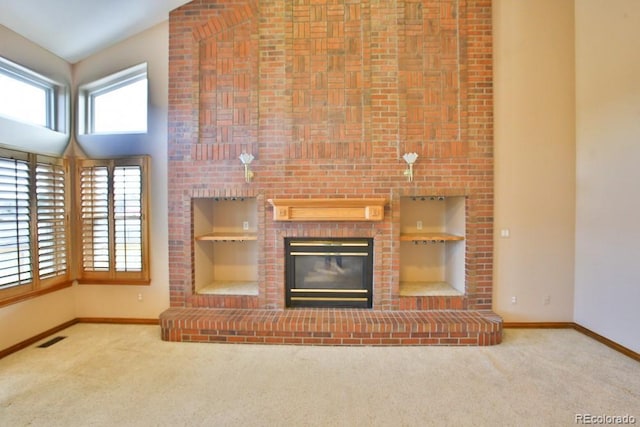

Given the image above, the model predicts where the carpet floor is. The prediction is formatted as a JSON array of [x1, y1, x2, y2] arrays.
[[0, 324, 638, 426]]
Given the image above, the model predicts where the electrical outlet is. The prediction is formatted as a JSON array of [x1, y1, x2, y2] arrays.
[[416, 220, 423, 230], [500, 229, 510, 238], [511, 296, 517, 304], [242, 221, 249, 231], [137, 293, 143, 302], [544, 295, 551, 305]]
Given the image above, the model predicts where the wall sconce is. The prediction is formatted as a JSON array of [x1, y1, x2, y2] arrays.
[[239, 152, 254, 183], [402, 152, 418, 182]]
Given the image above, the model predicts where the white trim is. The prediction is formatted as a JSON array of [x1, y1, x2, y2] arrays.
[[77, 62, 148, 135], [0, 56, 65, 132]]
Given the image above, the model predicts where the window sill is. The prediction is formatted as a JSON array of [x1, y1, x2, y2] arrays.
[[76, 279, 151, 286], [0, 116, 69, 156], [0, 281, 74, 309]]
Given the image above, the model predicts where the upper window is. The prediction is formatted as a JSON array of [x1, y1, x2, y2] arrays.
[[0, 57, 59, 130], [78, 63, 148, 135]]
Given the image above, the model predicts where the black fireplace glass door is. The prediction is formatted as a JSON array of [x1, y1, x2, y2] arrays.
[[293, 253, 365, 290]]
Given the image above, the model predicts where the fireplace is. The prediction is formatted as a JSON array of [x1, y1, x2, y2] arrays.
[[162, 0, 503, 346], [285, 238, 374, 308]]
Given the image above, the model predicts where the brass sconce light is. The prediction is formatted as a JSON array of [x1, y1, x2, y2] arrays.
[[402, 152, 418, 182], [239, 152, 254, 183]]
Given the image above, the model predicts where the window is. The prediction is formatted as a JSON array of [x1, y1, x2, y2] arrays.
[[78, 63, 148, 134], [76, 156, 150, 284], [36, 161, 68, 280], [0, 56, 61, 130], [0, 148, 70, 303]]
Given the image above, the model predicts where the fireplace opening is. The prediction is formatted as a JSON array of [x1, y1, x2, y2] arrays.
[[285, 238, 373, 308]]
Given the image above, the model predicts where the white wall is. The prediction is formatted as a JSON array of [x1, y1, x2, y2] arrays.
[[0, 288, 76, 350], [0, 24, 76, 351], [575, 1, 640, 353], [493, 0, 576, 322], [72, 22, 170, 319]]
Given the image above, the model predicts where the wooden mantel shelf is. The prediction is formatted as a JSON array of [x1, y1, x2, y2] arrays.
[[268, 198, 387, 221]]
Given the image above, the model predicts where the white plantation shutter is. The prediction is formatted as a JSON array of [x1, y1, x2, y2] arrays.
[[36, 160, 68, 279], [77, 157, 149, 283], [80, 166, 110, 271], [114, 166, 142, 272], [0, 157, 32, 289]]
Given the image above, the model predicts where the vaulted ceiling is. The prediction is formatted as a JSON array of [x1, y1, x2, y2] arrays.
[[0, 0, 191, 63]]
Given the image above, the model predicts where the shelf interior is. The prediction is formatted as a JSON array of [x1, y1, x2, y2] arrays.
[[399, 281, 463, 297], [197, 281, 258, 296], [400, 232, 464, 242], [193, 198, 258, 295], [195, 232, 257, 241], [399, 196, 466, 295]]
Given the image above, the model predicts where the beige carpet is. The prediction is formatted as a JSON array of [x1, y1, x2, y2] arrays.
[[0, 324, 638, 427]]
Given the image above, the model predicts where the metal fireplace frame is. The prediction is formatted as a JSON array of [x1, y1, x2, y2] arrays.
[[285, 237, 374, 308]]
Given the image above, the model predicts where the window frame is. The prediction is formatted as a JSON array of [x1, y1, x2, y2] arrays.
[[0, 147, 72, 306], [75, 156, 150, 285], [0, 56, 64, 132], [77, 63, 148, 136]]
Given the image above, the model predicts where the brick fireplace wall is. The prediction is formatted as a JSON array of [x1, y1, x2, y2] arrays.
[[167, 0, 493, 312]]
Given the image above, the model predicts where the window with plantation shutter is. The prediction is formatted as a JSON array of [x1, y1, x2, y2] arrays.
[[114, 166, 142, 272], [36, 160, 68, 280], [77, 156, 149, 284], [0, 156, 32, 290], [0, 149, 70, 305], [80, 165, 110, 272]]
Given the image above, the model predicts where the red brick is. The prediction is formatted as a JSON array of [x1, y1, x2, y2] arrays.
[[166, 0, 498, 345]]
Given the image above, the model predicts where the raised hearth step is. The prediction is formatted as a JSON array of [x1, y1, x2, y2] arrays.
[[160, 308, 502, 346]]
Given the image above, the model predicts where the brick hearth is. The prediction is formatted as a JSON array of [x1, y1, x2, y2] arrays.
[[160, 308, 502, 346]]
